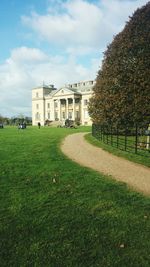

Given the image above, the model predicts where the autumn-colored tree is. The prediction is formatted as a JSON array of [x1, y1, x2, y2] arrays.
[[89, 2, 150, 126]]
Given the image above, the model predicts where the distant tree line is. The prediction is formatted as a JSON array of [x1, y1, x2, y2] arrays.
[[0, 114, 32, 125], [89, 2, 150, 126]]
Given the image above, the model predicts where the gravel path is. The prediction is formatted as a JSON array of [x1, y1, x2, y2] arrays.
[[61, 132, 150, 196]]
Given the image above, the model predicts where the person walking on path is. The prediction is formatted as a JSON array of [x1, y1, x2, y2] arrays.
[[38, 122, 41, 129]]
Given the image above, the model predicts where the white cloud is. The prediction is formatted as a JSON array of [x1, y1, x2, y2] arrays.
[[11, 46, 47, 63], [0, 46, 99, 117], [99, 0, 148, 29], [21, 0, 104, 50], [22, 0, 148, 53]]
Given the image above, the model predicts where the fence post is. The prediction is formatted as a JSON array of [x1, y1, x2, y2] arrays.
[[125, 125, 127, 151], [102, 125, 104, 142], [111, 125, 113, 146], [146, 124, 150, 150], [106, 125, 108, 144], [135, 124, 138, 154], [100, 125, 102, 140], [117, 125, 119, 148], [92, 124, 94, 136], [98, 124, 101, 140]]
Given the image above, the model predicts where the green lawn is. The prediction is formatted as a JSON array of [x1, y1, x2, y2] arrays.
[[0, 126, 150, 267]]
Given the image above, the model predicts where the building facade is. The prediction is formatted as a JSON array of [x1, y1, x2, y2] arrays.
[[32, 80, 95, 126]]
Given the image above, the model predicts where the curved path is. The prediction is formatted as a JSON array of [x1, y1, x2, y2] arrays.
[[61, 132, 150, 196]]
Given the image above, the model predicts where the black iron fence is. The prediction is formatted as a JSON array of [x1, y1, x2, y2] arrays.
[[92, 123, 150, 155]]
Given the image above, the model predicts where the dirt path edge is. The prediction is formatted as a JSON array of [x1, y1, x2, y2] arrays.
[[61, 132, 150, 196]]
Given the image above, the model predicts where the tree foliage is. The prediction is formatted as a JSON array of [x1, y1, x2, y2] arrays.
[[0, 114, 32, 125], [89, 2, 150, 126]]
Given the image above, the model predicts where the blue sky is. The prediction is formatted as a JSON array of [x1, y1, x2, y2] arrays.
[[0, 0, 148, 117]]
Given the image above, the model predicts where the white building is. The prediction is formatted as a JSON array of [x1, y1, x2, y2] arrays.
[[32, 80, 96, 126]]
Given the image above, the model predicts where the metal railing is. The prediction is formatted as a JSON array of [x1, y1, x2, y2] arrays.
[[92, 123, 150, 155]]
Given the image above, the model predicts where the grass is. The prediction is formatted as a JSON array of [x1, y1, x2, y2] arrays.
[[86, 133, 150, 168], [0, 126, 150, 267]]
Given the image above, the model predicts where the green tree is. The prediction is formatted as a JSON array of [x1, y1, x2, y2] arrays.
[[89, 2, 150, 126], [0, 115, 9, 125]]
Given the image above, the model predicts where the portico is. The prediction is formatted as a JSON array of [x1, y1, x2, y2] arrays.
[[53, 90, 82, 121]]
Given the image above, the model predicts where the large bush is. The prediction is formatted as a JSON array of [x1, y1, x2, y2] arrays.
[[89, 2, 150, 126]]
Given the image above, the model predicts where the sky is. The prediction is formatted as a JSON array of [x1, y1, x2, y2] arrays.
[[0, 0, 148, 117]]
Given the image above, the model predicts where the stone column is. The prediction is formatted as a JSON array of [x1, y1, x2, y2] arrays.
[[58, 99, 61, 121], [72, 98, 75, 120], [53, 100, 56, 120], [78, 98, 81, 122], [66, 98, 68, 119], [80, 99, 84, 125], [51, 100, 54, 121]]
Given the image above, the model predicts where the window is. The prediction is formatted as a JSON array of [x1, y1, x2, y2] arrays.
[[75, 98, 80, 103], [47, 103, 50, 109], [55, 112, 58, 120], [35, 112, 40, 120], [48, 112, 50, 119], [84, 110, 89, 119], [54, 101, 58, 108], [61, 99, 65, 105], [68, 112, 72, 119], [36, 92, 39, 98], [36, 104, 39, 109], [76, 111, 79, 119], [62, 112, 65, 119], [84, 99, 88, 106]]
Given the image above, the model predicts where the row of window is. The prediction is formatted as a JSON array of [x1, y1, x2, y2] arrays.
[[35, 110, 89, 121], [36, 100, 88, 110], [36, 103, 51, 109], [70, 81, 94, 88], [47, 111, 78, 120]]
